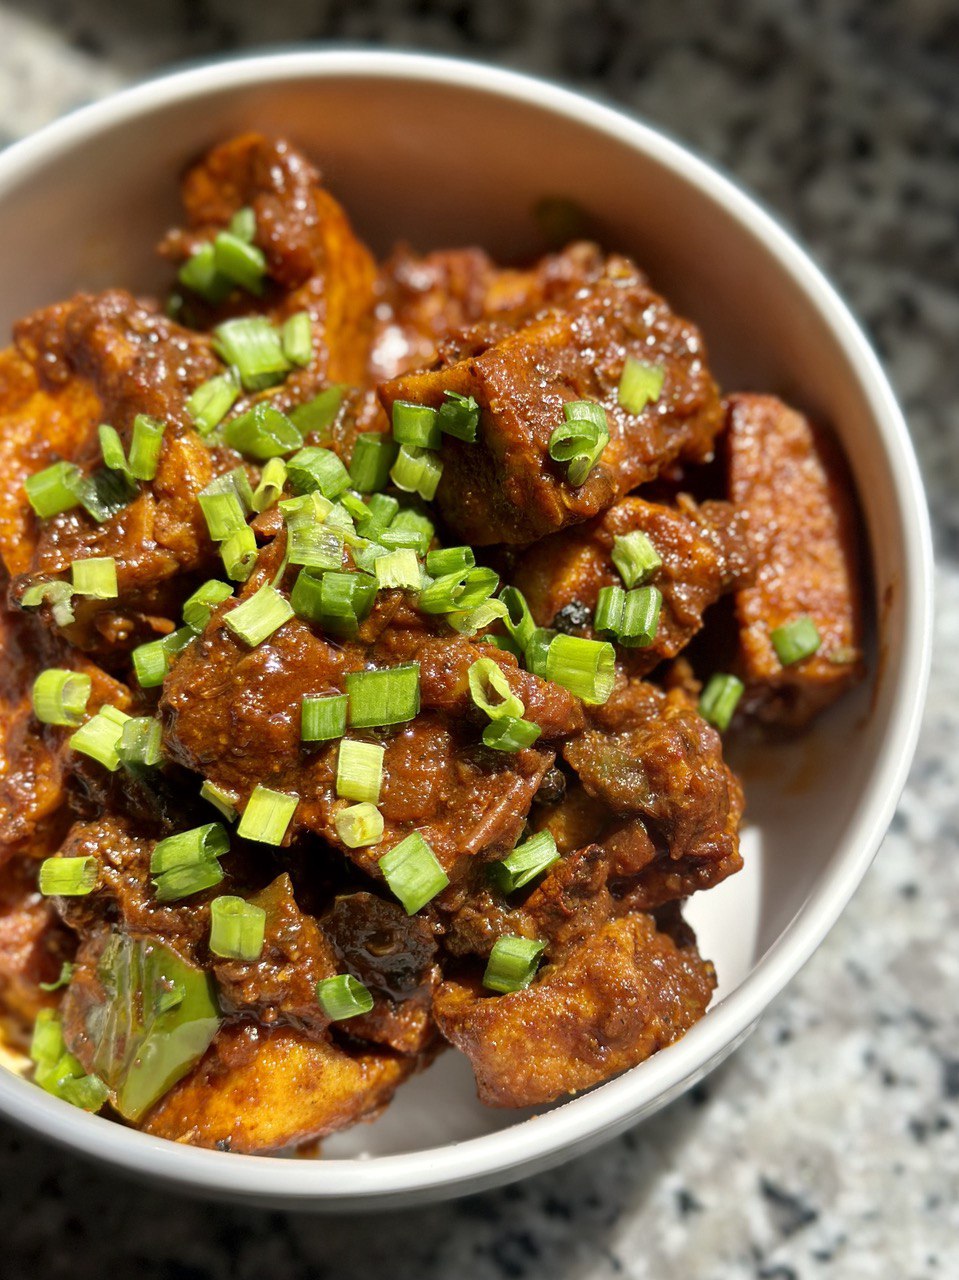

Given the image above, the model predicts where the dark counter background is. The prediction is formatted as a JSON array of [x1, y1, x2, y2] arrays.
[[0, 3, 956, 1277]]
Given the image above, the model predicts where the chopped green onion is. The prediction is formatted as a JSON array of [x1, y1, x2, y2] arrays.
[[290, 569, 377, 635], [618, 585, 662, 648], [200, 779, 240, 821], [499, 586, 536, 651], [221, 524, 258, 582], [392, 401, 441, 449], [316, 974, 374, 1020], [483, 935, 546, 993], [78, 468, 137, 522], [38, 960, 75, 993], [224, 584, 294, 647], [426, 546, 475, 578], [209, 895, 267, 961], [286, 446, 351, 499], [771, 616, 822, 666], [468, 658, 524, 721], [98, 424, 131, 477], [346, 663, 421, 729], [236, 785, 297, 845], [549, 401, 609, 487], [349, 432, 397, 493], [290, 385, 346, 439], [178, 241, 231, 304], [336, 738, 385, 804], [19, 579, 76, 627], [390, 444, 443, 500], [524, 627, 557, 678], [127, 415, 166, 482], [186, 371, 240, 436], [153, 861, 225, 902], [301, 693, 348, 743], [545, 633, 615, 704], [213, 231, 267, 296], [438, 390, 480, 442], [224, 403, 303, 462], [698, 673, 745, 732], [334, 802, 384, 849], [163, 626, 195, 659], [617, 356, 665, 413], [69, 706, 129, 771], [38, 856, 98, 897], [150, 823, 230, 875], [212, 317, 290, 391], [378, 525, 430, 555], [482, 716, 542, 752], [449, 598, 509, 637], [280, 490, 333, 530], [183, 579, 234, 633], [30, 1010, 108, 1111], [229, 206, 256, 242], [117, 716, 163, 767], [392, 507, 435, 536], [490, 831, 560, 893], [366, 493, 400, 527], [379, 831, 448, 914], [24, 461, 84, 518], [71, 556, 117, 599], [32, 668, 91, 727], [251, 457, 288, 513], [593, 585, 625, 638], [287, 523, 344, 571], [199, 486, 247, 542], [340, 492, 371, 525], [281, 311, 312, 367], [419, 566, 499, 614], [132, 638, 170, 688], [374, 548, 421, 590], [611, 530, 662, 588]]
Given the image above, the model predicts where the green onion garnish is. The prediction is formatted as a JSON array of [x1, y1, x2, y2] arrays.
[[286, 446, 351, 500], [236, 785, 297, 845], [128, 414, 166, 482], [200, 779, 240, 822], [392, 401, 441, 450], [419, 566, 499, 615], [618, 585, 662, 648], [771, 616, 822, 666], [316, 974, 374, 1021], [334, 802, 384, 849], [290, 569, 377, 634], [349, 433, 397, 493], [374, 548, 421, 590], [221, 524, 258, 582], [182, 579, 233, 633], [153, 861, 225, 903], [178, 241, 231, 304], [489, 832, 560, 894], [69, 705, 129, 771], [698, 673, 745, 731], [229, 206, 256, 242], [208, 895, 267, 961], [213, 232, 267, 296], [524, 627, 557, 678], [449, 597, 509, 637], [593, 585, 625, 638], [379, 831, 449, 914], [24, 461, 84, 518], [617, 356, 665, 414], [31, 668, 91, 727], [366, 493, 400, 527], [150, 823, 229, 875], [19, 579, 76, 627], [301, 693, 348, 743], [287, 523, 344, 572], [71, 556, 118, 599], [336, 738, 385, 804], [544, 634, 615, 704], [186, 371, 240, 436], [281, 311, 313, 367], [131, 638, 170, 688], [38, 856, 98, 897], [98, 424, 131, 478], [425, 546, 475, 578], [30, 1009, 108, 1112], [345, 663, 421, 728], [38, 960, 75, 993], [251, 457, 288, 513], [198, 482, 247, 542], [224, 584, 294, 647], [611, 530, 662, 588], [224, 403, 303, 462], [213, 317, 291, 391], [468, 658, 524, 722], [482, 935, 546, 993], [482, 716, 542, 752], [290, 384, 346, 439], [499, 586, 536, 651], [378, 525, 430, 555], [438, 390, 480, 442], [117, 716, 164, 767], [549, 401, 609, 486], [390, 444, 443, 501]]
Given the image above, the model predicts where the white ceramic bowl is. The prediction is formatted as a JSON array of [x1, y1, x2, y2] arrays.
[[0, 51, 932, 1209]]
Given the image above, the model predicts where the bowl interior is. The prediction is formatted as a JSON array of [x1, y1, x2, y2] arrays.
[[0, 60, 917, 1172]]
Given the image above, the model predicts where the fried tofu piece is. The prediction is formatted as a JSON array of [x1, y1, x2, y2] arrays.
[[378, 257, 723, 544], [511, 495, 754, 676], [163, 133, 377, 388], [726, 394, 863, 727], [142, 1021, 415, 1152], [433, 911, 715, 1108]]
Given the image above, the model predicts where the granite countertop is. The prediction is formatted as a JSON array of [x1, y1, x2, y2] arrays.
[[0, 3, 956, 1277]]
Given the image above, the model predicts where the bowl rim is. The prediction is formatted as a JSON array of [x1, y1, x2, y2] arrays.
[[0, 48, 934, 1205]]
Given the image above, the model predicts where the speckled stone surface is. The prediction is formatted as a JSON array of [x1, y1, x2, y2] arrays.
[[0, 2, 956, 1276]]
